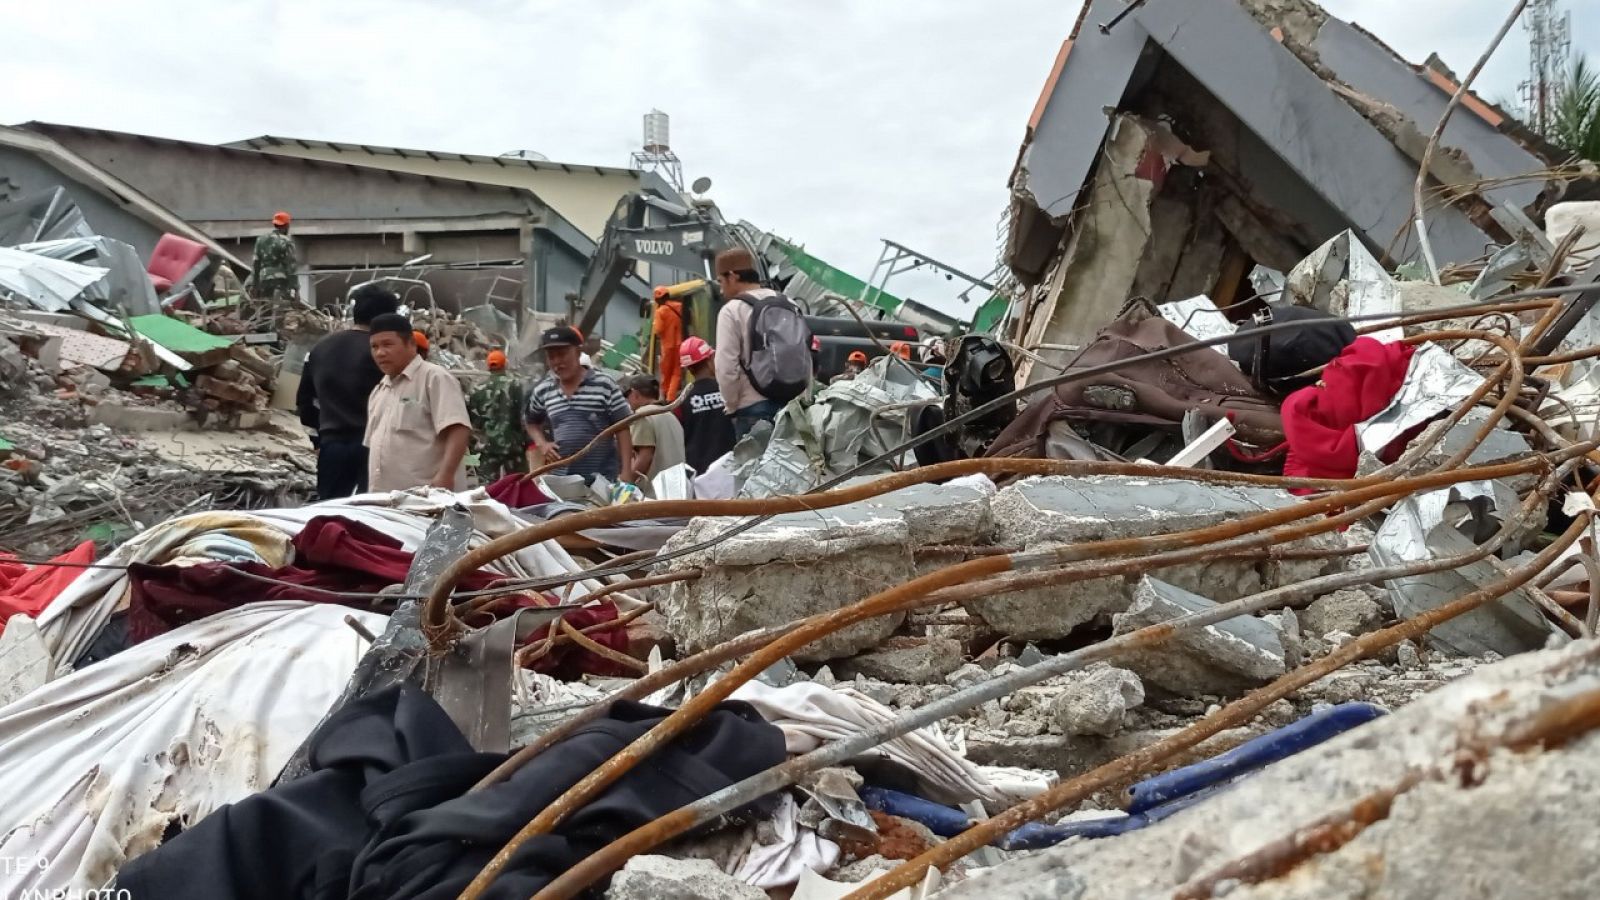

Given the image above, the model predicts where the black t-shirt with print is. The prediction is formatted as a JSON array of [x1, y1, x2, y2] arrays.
[[680, 376, 736, 474]]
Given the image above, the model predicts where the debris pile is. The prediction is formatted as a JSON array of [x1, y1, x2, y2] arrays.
[[7, 1, 1600, 899]]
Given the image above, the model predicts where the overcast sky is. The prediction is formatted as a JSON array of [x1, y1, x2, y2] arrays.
[[3, 1, 1596, 316]]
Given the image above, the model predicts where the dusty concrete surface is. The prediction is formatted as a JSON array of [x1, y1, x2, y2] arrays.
[[1112, 577, 1287, 697], [1049, 665, 1144, 737], [934, 641, 1600, 900], [965, 476, 1341, 641], [606, 855, 766, 900], [656, 505, 917, 661]]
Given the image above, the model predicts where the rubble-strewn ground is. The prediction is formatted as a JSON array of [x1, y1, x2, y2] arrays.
[[0, 389, 313, 557]]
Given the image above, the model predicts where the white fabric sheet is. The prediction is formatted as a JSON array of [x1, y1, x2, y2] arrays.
[[0, 602, 383, 895]]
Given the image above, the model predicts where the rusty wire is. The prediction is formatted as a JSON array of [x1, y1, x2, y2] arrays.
[[444, 290, 1596, 896], [458, 453, 1568, 900], [422, 458, 1407, 641], [447, 291, 1581, 605], [519, 450, 1591, 900], [848, 505, 1595, 900]]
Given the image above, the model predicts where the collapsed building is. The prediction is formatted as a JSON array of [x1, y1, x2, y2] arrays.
[[7, 0, 1600, 898], [1004, 0, 1584, 375]]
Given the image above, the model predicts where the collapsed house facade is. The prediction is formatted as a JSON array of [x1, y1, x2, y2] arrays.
[[1004, 0, 1571, 379], [12, 123, 659, 347]]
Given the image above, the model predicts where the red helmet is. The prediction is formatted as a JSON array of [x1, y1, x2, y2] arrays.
[[679, 336, 714, 368]]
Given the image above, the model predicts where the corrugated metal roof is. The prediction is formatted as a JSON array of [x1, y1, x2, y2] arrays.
[[223, 135, 640, 179]]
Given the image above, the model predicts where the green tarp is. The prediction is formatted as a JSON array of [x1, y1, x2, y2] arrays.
[[129, 315, 235, 356]]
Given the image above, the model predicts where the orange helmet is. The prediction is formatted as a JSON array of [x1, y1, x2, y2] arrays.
[[889, 341, 911, 360], [679, 335, 714, 368], [486, 349, 507, 370], [271, 211, 291, 226], [847, 350, 868, 364], [412, 330, 430, 353]]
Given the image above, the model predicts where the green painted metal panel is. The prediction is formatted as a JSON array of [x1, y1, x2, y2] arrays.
[[129, 315, 235, 355]]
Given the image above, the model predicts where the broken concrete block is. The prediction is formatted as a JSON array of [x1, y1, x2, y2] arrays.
[[657, 507, 913, 662], [850, 476, 995, 546], [87, 402, 195, 433], [838, 637, 964, 684], [605, 856, 764, 900], [1111, 577, 1286, 698], [945, 642, 1600, 900], [655, 479, 995, 662], [966, 476, 1340, 640], [1049, 664, 1144, 737], [1302, 589, 1384, 639]]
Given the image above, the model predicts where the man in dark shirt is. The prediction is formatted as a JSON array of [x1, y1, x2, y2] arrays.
[[676, 336, 735, 474], [297, 284, 400, 499], [524, 325, 634, 484]]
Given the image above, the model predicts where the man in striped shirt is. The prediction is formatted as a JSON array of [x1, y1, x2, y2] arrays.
[[524, 325, 635, 484]]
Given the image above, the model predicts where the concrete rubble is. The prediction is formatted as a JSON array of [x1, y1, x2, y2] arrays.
[[7, 0, 1600, 897], [966, 477, 1344, 641], [1112, 577, 1288, 698], [606, 856, 767, 900]]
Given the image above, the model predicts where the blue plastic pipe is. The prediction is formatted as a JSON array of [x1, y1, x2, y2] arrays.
[[1124, 702, 1384, 814], [860, 702, 1386, 851]]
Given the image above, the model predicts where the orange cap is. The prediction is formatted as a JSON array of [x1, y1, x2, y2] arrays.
[[486, 349, 507, 370], [412, 330, 430, 351], [889, 341, 911, 360], [848, 350, 868, 364], [271, 211, 291, 226]]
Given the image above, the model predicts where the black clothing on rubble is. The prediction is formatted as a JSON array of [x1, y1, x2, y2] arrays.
[[117, 684, 785, 900], [297, 329, 385, 443]]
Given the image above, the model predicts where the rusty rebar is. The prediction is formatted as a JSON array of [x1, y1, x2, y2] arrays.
[[477, 456, 1565, 900], [522, 452, 1587, 900], [423, 459, 1396, 640], [1373, 330, 1523, 477], [472, 622, 797, 793], [850, 507, 1595, 900], [557, 619, 646, 673]]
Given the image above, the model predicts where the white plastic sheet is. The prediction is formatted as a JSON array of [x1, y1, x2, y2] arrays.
[[35, 489, 619, 678], [0, 603, 385, 895]]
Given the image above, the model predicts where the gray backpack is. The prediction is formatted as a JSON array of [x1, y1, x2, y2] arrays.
[[739, 292, 813, 403]]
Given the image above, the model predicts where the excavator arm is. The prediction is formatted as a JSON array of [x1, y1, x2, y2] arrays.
[[571, 189, 759, 337]]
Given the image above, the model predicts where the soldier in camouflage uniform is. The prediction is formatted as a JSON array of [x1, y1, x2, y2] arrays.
[[468, 350, 527, 481], [249, 211, 298, 328]]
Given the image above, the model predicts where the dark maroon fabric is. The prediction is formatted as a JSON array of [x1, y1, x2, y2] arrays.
[[485, 474, 553, 508], [125, 515, 630, 678]]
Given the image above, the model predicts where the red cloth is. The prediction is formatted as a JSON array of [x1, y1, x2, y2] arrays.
[[485, 473, 553, 508], [1279, 338, 1416, 491], [126, 515, 628, 678], [0, 541, 95, 634]]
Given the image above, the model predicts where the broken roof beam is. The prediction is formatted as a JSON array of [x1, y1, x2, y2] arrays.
[[1128, 0, 1493, 266]]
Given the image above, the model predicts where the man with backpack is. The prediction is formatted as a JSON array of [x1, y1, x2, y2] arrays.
[[712, 248, 813, 437]]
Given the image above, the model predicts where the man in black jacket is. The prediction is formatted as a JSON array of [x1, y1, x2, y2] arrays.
[[297, 285, 400, 499]]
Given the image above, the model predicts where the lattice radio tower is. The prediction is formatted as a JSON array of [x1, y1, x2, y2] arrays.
[[1518, 0, 1571, 134]]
